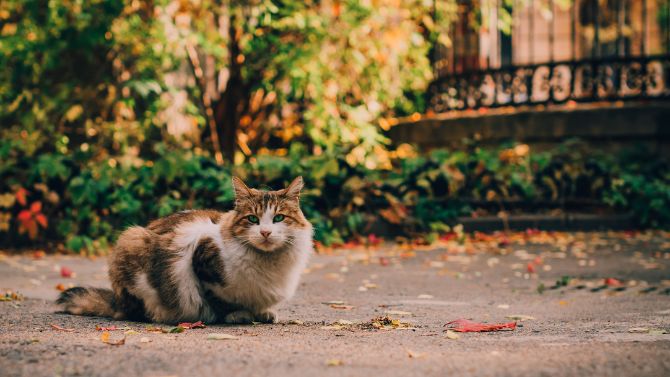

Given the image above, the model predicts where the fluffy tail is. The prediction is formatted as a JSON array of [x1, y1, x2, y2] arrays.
[[56, 287, 116, 318]]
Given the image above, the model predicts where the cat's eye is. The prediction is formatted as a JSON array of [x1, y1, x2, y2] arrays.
[[273, 214, 285, 223], [247, 215, 259, 224]]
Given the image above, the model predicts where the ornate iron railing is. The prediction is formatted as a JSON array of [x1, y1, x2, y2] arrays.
[[429, 54, 670, 112], [429, 0, 670, 112]]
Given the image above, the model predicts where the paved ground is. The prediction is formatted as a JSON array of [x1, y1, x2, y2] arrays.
[[1, 231, 670, 377]]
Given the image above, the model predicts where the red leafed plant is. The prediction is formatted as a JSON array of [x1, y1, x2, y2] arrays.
[[17, 201, 48, 239], [445, 319, 517, 332]]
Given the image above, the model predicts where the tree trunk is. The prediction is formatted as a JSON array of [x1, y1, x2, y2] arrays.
[[213, 17, 245, 163]]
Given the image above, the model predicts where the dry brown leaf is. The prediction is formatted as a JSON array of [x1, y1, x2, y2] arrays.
[[100, 331, 125, 346], [50, 324, 75, 332]]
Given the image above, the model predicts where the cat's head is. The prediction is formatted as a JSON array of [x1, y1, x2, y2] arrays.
[[231, 176, 311, 252]]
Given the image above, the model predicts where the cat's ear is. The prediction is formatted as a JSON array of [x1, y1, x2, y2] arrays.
[[232, 176, 252, 201], [283, 176, 304, 200]]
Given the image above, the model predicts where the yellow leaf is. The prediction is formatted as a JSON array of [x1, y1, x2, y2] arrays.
[[445, 330, 460, 340], [64, 105, 84, 122], [1, 23, 17, 36]]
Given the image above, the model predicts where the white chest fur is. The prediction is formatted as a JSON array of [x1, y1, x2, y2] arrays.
[[208, 233, 311, 313], [170, 216, 311, 317]]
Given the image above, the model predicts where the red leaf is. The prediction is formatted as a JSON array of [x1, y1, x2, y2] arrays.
[[25, 221, 38, 239], [604, 278, 622, 287], [15, 188, 28, 206], [96, 325, 118, 331], [440, 233, 457, 241], [50, 324, 75, 332], [30, 201, 42, 213], [177, 321, 206, 329], [445, 319, 517, 332], [35, 213, 48, 228], [17, 210, 32, 222], [61, 266, 74, 278], [526, 262, 536, 273], [367, 234, 381, 246]]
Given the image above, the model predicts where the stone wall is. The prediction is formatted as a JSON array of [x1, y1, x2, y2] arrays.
[[387, 103, 670, 156]]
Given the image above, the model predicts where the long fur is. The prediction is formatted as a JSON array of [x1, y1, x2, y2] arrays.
[[56, 287, 117, 318], [56, 177, 313, 324]]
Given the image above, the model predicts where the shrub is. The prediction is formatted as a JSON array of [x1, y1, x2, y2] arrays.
[[1, 138, 668, 252]]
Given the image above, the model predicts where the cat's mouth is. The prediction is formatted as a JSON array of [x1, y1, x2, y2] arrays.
[[252, 239, 280, 252]]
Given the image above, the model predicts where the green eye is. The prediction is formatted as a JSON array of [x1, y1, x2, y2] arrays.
[[273, 214, 285, 223], [247, 215, 259, 224]]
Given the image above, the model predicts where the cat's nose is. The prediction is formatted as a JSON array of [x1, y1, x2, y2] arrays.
[[260, 230, 272, 238]]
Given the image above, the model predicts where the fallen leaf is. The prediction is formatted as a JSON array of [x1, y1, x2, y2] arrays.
[[321, 300, 344, 305], [385, 310, 412, 316], [168, 326, 185, 333], [445, 319, 516, 332], [505, 315, 535, 321], [361, 316, 415, 330], [444, 330, 460, 340], [177, 321, 206, 329], [326, 359, 344, 366], [124, 330, 140, 335], [145, 326, 167, 333], [627, 327, 649, 333], [287, 319, 304, 325], [604, 278, 622, 287], [95, 325, 118, 331], [207, 333, 238, 340], [1, 291, 24, 301], [55, 283, 66, 291], [100, 331, 125, 346], [330, 304, 354, 310], [50, 324, 75, 332], [60, 266, 75, 278]]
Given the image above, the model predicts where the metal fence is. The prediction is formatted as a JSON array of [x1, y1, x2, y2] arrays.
[[429, 0, 670, 113]]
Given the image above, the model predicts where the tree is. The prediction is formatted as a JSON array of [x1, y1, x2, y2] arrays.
[[171, 0, 454, 166], [0, 0, 167, 160]]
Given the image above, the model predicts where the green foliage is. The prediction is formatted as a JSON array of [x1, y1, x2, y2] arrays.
[[0, 0, 168, 159], [1, 138, 668, 251], [603, 147, 670, 227]]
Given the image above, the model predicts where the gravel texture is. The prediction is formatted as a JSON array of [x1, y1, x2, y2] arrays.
[[1, 232, 669, 377]]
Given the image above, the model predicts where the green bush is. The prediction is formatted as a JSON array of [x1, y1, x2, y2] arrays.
[[1, 138, 668, 252]]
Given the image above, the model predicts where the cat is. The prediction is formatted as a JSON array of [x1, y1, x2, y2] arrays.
[[56, 176, 313, 324]]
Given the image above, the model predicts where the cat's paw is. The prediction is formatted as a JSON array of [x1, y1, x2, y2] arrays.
[[223, 310, 254, 324], [255, 310, 278, 324]]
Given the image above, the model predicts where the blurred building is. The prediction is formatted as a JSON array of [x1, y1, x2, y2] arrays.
[[390, 0, 670, 155]]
